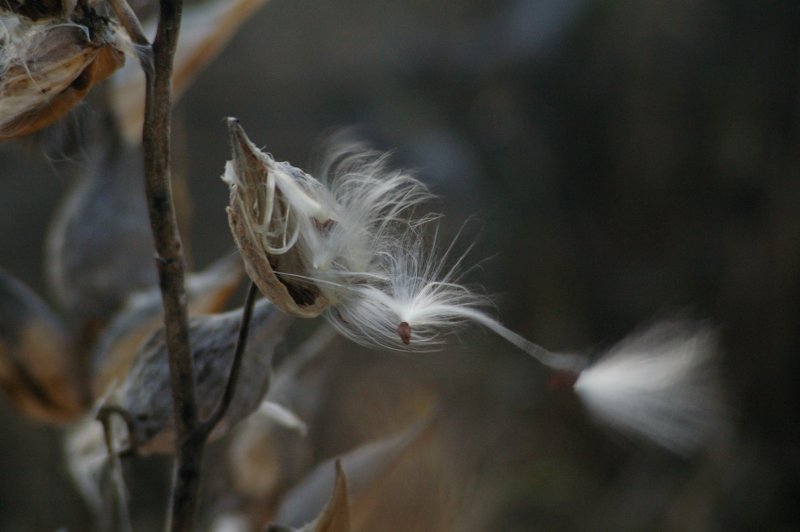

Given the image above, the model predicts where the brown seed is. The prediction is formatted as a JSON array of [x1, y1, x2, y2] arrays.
[[397, 321, 412, 345]]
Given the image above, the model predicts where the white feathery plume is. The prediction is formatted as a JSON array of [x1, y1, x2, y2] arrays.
[[223, 122, 585, 369], [223, 125, 727, 454], [573, 321, 726, 454], [326, 225, 588, 371]]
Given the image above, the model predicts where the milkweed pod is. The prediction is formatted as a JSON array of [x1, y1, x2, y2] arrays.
[[224, 118, 329, 318], [0, 11, 127, 140]]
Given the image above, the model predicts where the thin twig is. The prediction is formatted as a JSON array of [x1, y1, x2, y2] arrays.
[[198, 281, 258, 437], [97, 411, 134, 532], [107, 0, 149, 47], [136, 1, 203, 530]]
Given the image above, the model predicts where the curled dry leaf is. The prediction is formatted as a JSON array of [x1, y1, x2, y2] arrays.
[[0, 8, 126, 140], [272, 416, 436, 530], [225, 119, 329, 318], [264, 461, 351, 532]]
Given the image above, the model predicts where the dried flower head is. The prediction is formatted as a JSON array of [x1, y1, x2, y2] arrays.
[[0, 7, 128, 139]]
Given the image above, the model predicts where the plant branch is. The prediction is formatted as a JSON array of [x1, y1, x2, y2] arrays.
[[137, 1, 202, 531], [107, 0, 149, 48], [198, 281, 258, 438]]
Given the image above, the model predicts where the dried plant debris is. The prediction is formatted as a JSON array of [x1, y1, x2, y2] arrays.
[[89, 252, 244, 400], [0, 4, 131, 139], [45, 134, 155, 328], [65, 298, 294, 510], [102, 298, 292, 455], [227, 325, 337, 506], [266, 460, 351, 532], [0, 269, 82, 423], [271, 417, 435, 530], [225, 119, 332, 317], [110, 0, 271, 144]]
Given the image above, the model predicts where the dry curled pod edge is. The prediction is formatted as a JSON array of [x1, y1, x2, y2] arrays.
[[0, 12, 127, 140], [225, 119, 329, 318]]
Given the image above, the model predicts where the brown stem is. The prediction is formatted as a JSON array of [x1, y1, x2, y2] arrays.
[[198, 281, 258, 437], [137, 1, 200, 530], [107, 0, 150, 48]]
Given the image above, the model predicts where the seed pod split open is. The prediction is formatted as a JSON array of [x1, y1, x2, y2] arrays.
[[0, 8, 127, 139], [225, 119, 329, 318]]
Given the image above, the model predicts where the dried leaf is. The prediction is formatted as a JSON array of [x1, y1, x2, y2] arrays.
[[271, 416, 436, 529]]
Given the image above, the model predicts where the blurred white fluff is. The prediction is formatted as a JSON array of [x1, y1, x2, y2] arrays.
[[574, 322, 726, 454], [64, 415, 107, 511]]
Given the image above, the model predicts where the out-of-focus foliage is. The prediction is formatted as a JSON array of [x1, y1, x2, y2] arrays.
[[1, 0, 798, 529]]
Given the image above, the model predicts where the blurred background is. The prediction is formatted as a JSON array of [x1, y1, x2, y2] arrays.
[[1, 0, 799, 529]]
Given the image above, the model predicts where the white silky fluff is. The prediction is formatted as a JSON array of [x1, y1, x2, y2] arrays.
[[327, 226, 588, 371], [573, 322, 726, 454], [227, 135, 728, 454], [225, 136, 587, 370], [223, 138, 433, 305]]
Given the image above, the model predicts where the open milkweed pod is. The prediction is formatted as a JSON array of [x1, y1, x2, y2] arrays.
[[224, 119, 329, 318], [0, 8, 127, 139]]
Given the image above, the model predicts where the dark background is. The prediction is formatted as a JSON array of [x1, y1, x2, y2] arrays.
[[1, 0, 799, 529]]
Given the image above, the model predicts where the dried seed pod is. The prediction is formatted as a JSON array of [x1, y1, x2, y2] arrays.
[[225, 119, 329, 318], [0, 269, 82, 423], [265, 460, 350, 532], [89, 252, 245, 400], [0, 9, 126, 139], [271, 417, 436, 530], [45, 135, 155, 331], [111, 298, 293, 455]]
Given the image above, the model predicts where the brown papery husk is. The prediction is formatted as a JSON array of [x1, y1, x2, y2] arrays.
[[0, 23, 125, 140], [225, 119, 329, 318]]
